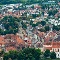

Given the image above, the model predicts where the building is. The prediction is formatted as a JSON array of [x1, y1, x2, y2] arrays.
[[43, 42, 60, 58], [0, 34, 25, 52], [42, 1, 56, 5]]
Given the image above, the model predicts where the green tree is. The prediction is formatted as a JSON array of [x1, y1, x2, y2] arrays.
[[22, 48, 41, 60], [8, 50, 18, 60], [0, 29, 4, 35], [50, 52, 56, 59], [4, 50, 18, 60], [40, 21, 46, 26], [18, 50, 26, 60], [38, 28, 46, 32], [48, 9, 58, 16], [45, 26, 50, 31], [36, 22, 41, 26], [53, 25, 59, 31], [21, 21, 27, 29], [3, 53, 9, 60], [44, 49, 50, 58], [32, 24, 37, 27], [30, 20, 33, 25], [0, 16, 20, 35], [0, 50, 4, 57], [3, 48, 41, 60]]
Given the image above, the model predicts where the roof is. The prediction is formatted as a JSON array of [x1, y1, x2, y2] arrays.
[[4, 34, 25, 44], [54, 35, 60, 41], [37, 31, 45, 37], [44, 42, 60, 49], [6, 46, 16, 51], [52, 42, 60, 48], [16, 35, 25, 44], [0, 36, 5, 45], [44, 31, 56, 42]]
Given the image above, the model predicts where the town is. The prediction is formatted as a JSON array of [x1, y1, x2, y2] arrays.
[[0, 0, 60, 60]]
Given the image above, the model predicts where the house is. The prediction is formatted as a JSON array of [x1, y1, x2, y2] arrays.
[[44, 12, 48, 18], [0, 36, 5, 51], [42, 1, 56, 5], [0, 14, 3, 19], [44, 31, 57, 42], [0, 34, 25, 52], [24, 35, 32, 47]]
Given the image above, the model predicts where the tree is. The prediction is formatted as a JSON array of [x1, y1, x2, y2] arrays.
[[3, 53, 9, 60], [3, 48, 41, 60], [40, 21, 46, 26], [38, 28, 46, 32], [50, 52, 56, 59], [3, 50, 18, 60], [30, 20, 33, 25], [53, 25, 59, 31], [0, 16, 20, 35], [45, 26, 50, 31], [44, 49, 50, 58], [0, 29, 4, 35], [8, 50, 18, 60], [0, 50, 4, 57], [36, 22, 41, 26], [18, 50, 26, 60], [18, 48, 41, 60], [32, 24, 37, 27], [31, 5, 34, 9], [48, 9, 58, 16], [21, 21, 27, 29]]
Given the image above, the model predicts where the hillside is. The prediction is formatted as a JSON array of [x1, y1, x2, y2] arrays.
[[0, 0, 59, 4], [0, 0, 27, 4]]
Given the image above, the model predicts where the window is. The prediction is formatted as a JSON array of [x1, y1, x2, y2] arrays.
[[55, 49, 56, 52], [53, 49, 54, 51], [58, 49, 59, 52], [58, 54, 59, 57]]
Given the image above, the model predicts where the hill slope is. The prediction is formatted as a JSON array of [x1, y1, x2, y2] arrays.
[[0, 0, 59, 4]]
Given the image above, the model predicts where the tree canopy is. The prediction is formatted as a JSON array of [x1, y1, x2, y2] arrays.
[[0, 16, 20, 35], [44, 49, 50, 58], [3, 48, 41, 60], [50, 52, 56, 59]]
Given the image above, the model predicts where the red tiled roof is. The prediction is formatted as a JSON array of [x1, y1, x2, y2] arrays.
[[0, 36, 5, 45], [0, 34, 25, 52], [44, 36, 50, 42], [52, 42, 60, 48], [44, 42, 60, 50], [6, 46, 16, 51], [4, 34, 25, 44], [37, 31, 45, 37], [16, 35, 25, 44], [44, 31, 56, 42]]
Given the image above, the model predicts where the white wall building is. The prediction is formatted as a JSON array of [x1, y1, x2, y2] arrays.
[[43, 42, 60, 58]]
